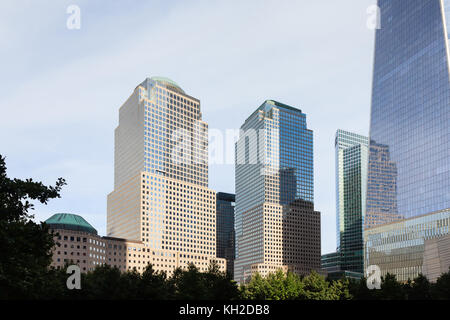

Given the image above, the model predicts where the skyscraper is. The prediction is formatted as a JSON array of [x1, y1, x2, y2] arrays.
[[335, 130, 368, 274], [107, 77, 225, 274], [234, 100, 320, 283], [364, 0, 450, 281], [216, 192, 236, 277]]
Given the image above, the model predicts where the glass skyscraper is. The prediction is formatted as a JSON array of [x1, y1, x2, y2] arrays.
[[365, 0, 450, 281], [366, 0, 450, 224], [335, 130, 369, 274], [216, 192, 236, 277], [234, 100, 320, 283]]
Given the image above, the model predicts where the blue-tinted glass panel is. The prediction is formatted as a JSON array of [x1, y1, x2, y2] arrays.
[[366, 0, 450, 226]]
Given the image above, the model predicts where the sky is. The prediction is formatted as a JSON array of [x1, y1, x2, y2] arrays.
[[0, 0, 376, 255]]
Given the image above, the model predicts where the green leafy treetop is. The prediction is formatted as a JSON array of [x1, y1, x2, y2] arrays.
[[432, 268, 450, 300], [240, 269, 352, 300], [0, 155, 66, 299]]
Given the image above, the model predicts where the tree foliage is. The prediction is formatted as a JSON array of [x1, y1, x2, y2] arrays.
[[40, 263, 240, 300], [0, 155, 66, 299], [240, 270, 352, 300]]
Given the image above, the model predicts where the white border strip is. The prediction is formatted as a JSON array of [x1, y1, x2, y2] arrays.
[[440, 0, 450, 78]]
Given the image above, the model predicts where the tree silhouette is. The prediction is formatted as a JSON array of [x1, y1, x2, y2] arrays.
[[0, 155, 65, 299]]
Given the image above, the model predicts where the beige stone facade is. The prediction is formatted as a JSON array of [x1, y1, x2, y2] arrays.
[[235, 201, 320, 282], [107, 77, 225, 273], [423, 233, 450, 282], [50, 228, 107, 273], [49, 227, 225, 275]]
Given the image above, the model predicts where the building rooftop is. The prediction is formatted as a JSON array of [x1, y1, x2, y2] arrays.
[[150, 76, 185, 94], [217, 192, 236, 202], [45, 213, 98, 235], [243, 99, 304, 127], [265, 100, 303, 114]]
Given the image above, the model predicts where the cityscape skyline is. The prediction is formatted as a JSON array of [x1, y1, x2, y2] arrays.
[[2, 0, 450, 307], [0, 0, 376, 256]]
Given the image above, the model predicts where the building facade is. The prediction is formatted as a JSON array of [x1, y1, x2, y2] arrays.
[[47, 213, 223, 275], [107, 77, 225, 273], [321, 250, 363, 281], [423, 232, 450, 282], [334, 130, 368, 274], [234, 100, 320, 283], [216, 192, 235, 277], [46, 213, 107, 273], [365, 209, 450, 282], [365, 0, 450, 281], [321, 252, 342, 275]]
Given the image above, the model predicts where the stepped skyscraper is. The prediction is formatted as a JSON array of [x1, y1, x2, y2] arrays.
[[336, 130, 368, 274], [107, 77, 225, 274], [234, 100, 320, 283], [321, 130, 369, 279]]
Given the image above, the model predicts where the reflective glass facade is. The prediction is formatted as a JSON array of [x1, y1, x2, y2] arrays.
[[335, 130, 368, 274], [234, 100, 320, 282], [278, 105, 314, 204], [366, 0, 450, 225], [365, 0, 450, 281], [216, 192, 236, 276], [365, 209, 450, 282], [234, 100, 314, 260]]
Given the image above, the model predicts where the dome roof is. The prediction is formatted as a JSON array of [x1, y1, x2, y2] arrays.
[[150, 76, 185, 94], [45, 213, 98, 235]]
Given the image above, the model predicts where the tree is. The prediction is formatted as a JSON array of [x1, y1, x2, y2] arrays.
[[240, 270, 351, 300], [81, 265, 142, 299], [300, 271, 340, 300], [404, 274, 431, 300], [240, 272, 268, 300], [329, 277, 353, 300], [0, 155, 66, 299], [169, 263, 207, 299], [282, 271, 305, 300], [264, 270, 291, 300], [40, 263, 86, 300], [119, 268, 142, 299], [432, 268, 450, 300], [202, 261, 240, 300], [348, 277, 379, 300], [139, 264, 170, 300], [379, 273, 405, 300]]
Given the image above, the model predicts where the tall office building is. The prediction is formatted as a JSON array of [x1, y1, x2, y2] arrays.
[[216, 192, 236, 277], [107, 77, 225, 274], [335, 130, 369, 274], [322, 130, 368, 278], [234, 100, 320, 283], [365, 0, 450, 281]]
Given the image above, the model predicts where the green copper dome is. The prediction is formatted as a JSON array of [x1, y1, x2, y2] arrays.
[[149, 76, 185, 94], [45, 213, 98, 235]]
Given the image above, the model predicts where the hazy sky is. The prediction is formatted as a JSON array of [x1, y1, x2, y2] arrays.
[[0, 0, 376, 254]]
